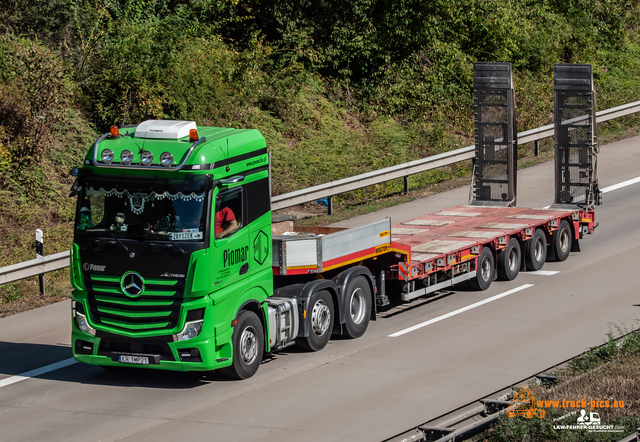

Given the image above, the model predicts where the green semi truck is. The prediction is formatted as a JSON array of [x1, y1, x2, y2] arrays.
[[70, 109, 596, 379]]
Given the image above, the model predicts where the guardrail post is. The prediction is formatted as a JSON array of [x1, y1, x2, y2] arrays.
[[534, 140, 540, 156], [403, 176, 409, 194], [327, 196, 333, 215], [35, 229, 45, 296]]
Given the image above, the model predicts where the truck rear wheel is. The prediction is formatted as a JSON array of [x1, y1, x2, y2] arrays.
[[469, 247, 494, 291], [497, 238, 521, 281], [298, 290, 334, 352], [222, 310, 263, 380], [525, 229, 546, 271], [551, 220, 571, 262], [343, 276, 371, 339]]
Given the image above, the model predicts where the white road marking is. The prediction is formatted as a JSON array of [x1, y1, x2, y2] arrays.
[[0, 358, 77, 388], [528, 270, 560, 276], [388, 284, 534, 338], [601, 176, 640, 193]]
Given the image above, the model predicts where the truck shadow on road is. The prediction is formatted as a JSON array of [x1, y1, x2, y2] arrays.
[[0, 341, 236, 388]]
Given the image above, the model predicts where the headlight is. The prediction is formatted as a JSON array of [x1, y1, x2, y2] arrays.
[[101, 149, 114, 164], [173, 320, 203, 341], [75, 311, 96, 336], [161, 152, 173, 167], [141, 151, 153, 166], [121, 150, 133, 165]]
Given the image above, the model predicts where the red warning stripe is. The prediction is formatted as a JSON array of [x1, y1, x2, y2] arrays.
[[399, 262, 409, 281]]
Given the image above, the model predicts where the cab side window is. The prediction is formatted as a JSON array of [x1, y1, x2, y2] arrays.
[[214, 188, 243, 239]]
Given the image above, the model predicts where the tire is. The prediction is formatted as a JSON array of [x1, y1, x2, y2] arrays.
[[497, 237, 521, 281], [221, 310, 263, 380], [297, 290, 334, 352], [552, 220, 571, 262], [468, 247, 494, 291], [343, 276, 372, 339], [525, 229, 547, 271]]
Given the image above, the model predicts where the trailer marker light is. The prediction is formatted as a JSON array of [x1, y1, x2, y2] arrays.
[[110, 126, 119, 137], [161, 152, 173, 167], [189, 128, 199, 142], [101, 149, 114, 164], [141, 151, 153, 166], [121, 150, 133, 165]]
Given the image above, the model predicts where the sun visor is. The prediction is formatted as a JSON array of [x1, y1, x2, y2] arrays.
[[134, 120, 197, 139]]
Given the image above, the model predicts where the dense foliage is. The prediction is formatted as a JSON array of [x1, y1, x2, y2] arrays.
[[0, 0, 639, 272]]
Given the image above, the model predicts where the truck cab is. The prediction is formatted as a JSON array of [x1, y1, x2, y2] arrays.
[[70, 120, 274, 377]]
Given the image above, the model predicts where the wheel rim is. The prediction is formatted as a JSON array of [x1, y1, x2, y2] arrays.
[[349, 288, 366, 325], [239, 326, 258, 365], [481, 256, 492, 281], [559, 229, 570, 254], [508, 247, 519, 272], [534, 237, 544, 262], [311, 300, 331, 336]]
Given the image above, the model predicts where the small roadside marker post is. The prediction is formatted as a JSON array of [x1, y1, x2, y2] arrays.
[[35, 229, 45, 296]]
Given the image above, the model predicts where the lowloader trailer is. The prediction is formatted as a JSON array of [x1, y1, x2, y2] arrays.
[[69, 63, 598, 379]]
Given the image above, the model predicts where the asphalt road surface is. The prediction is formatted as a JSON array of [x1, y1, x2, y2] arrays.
[[1, 136, 639, 442]]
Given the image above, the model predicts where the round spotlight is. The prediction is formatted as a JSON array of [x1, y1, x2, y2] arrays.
[[101, 149, 114, 164], [141, 151, 153, 166], [121, 150, 133, 165], [161, 152, 173, 167]]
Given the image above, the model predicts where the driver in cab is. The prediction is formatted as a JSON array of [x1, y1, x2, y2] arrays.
[[215, 204, 238, 239]]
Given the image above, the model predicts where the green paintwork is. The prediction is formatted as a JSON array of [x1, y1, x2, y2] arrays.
[[71, 121, 274, 372]]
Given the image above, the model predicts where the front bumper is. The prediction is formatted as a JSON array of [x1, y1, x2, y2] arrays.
[[71, 297, 234, 372]]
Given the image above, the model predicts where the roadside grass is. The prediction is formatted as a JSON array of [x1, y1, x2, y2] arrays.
[[472, 326, 640, 442]]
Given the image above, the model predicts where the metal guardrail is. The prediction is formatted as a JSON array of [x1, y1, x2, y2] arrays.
[[1, 100, 640, 286], [0, 251, 69, 286]]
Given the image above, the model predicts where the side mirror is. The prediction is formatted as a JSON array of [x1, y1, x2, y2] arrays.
[[69, 178, 82, 197]]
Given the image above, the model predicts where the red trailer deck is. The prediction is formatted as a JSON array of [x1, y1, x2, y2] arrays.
[[389, 205, 596, 301]]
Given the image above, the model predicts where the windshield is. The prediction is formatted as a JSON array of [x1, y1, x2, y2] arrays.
[[76, 186, 207, 242]]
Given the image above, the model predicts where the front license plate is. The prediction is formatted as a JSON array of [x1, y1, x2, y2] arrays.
[[118, 355, 149, 365]]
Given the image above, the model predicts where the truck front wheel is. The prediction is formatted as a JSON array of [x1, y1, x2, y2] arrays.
[[222, 310, 264, 380], [298, 290, 334, 352], [343, 276, 371, 339]]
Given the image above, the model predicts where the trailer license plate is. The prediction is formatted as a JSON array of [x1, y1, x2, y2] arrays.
[[118, 355, 149, 365]]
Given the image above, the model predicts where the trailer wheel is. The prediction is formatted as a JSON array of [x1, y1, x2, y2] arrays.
[[497, 238, 521, 281], [469, 247, 494, 291], [525, 229, 547, 271], [298, 290, 334, 352], [552, 220, 571, 262], [221, 310, 263, 380], [343, 276, 371, 339]]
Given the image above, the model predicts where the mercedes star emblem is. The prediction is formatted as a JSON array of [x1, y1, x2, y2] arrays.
[[121, 271, 144, 297]]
